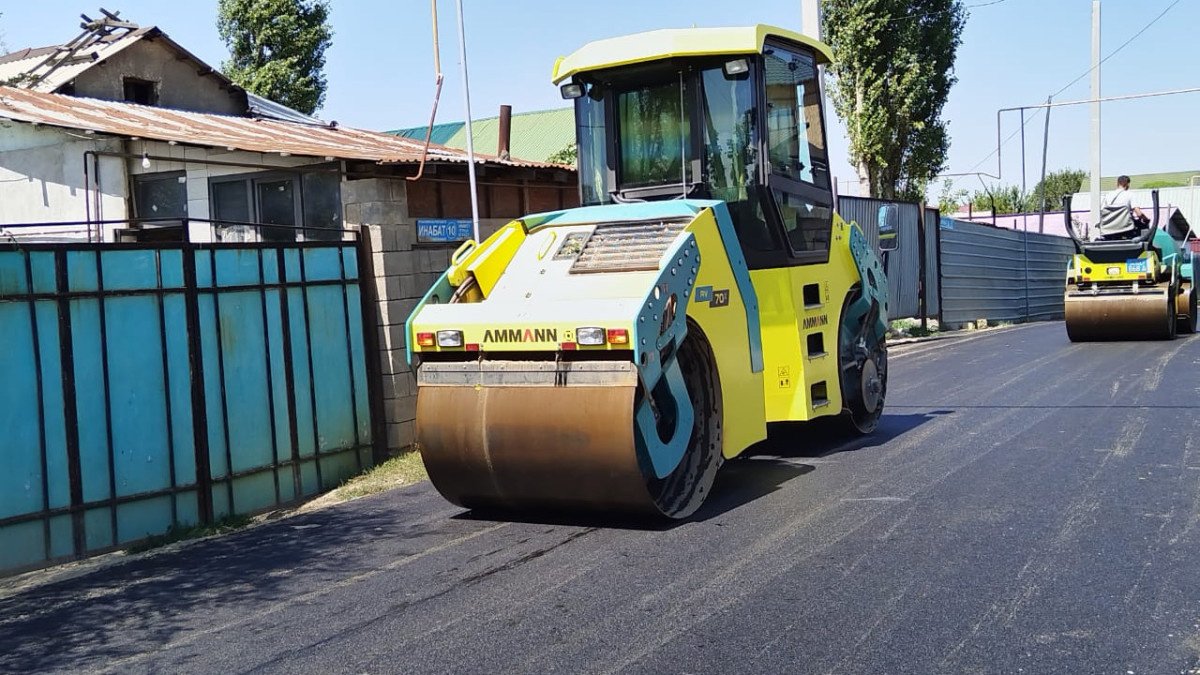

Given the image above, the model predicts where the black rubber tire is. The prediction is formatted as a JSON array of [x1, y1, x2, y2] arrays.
[[640, 324, 724, 519]]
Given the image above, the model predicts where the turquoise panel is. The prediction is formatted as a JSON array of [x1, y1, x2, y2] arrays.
[[100, 250, 158, 290], [346, 286, 371, 442], [35, 301, 70, 510], [0, 249, 29, 295], [104, 295, 171, 497], [214, 248, 262, 287], [195, 249, 214, 288], [320, 450, 359, 491], [301, 247, 343, 282], [287, 287, 317, 458], [210, 485, 231, 520], [116, 498, 173, 543], [66, 251, 99, 292], [83, 508, 113, 551], [341, 247, 359, 280], [216, 290, 274, 473], [159, 249, 185, 288], [231, 473, 276, 514], [264, 289, 294, 463], [30, 252, 57, 294], [70, 298, 111, 503], [49, 515, 73, 559], [299, 460, 319, 497], [283, 248, 302, 283], [306, 286, 356, 452], [197, 295, 229, 479], [0, 302, 44, 519], [162, 293, 197, 487], [0, 522, 44, 571], [262, 249, 280, 284], [175, 491, 200, 527], [277, 468, 297, 503]]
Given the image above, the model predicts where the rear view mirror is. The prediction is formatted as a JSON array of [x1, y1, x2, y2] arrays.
[[877, 204, 899, 252]]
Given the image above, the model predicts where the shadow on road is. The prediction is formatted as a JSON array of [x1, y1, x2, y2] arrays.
[[0, 487, 449, 672], [689, 411, 952, 521], [749, 411, 953, 460]]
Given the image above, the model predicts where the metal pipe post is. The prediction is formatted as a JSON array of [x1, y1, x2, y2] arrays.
[[455, 0, 481, 243], [1089, 0, 1102, 228]]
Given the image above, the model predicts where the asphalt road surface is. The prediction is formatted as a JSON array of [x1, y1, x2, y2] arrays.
[[3, 322, 1200, 674]]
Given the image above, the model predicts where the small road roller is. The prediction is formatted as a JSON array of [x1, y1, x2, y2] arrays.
[[406, 26, 892, 518], [1062, 192, 1197, 341]]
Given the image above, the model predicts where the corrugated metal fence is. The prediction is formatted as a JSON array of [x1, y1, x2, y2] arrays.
[[0, 236, 380, 575], [938, 218, 1075, 325], [838, 196, 938, 320]]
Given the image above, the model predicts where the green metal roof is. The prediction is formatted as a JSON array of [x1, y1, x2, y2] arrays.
[[1099, 170, 1200, 190], [389, 107, 575, 164], [389, 120, 464, 147]]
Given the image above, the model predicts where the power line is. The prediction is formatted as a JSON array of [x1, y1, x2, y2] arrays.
[[954, 0, 1184, 182], [1050, 0, 1182, 98]]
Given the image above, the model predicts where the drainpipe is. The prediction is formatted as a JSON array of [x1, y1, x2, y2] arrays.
[[497, 104, 512, 161]]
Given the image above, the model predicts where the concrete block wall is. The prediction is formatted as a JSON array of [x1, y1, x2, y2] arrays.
[[344, 176, 521, 453]]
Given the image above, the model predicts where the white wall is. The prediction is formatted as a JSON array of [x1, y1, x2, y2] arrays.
[[0, 122, 128, 230]]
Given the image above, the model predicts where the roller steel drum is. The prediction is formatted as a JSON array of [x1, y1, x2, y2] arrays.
[[414, 357, 722, 519], [1064, 290, 1175, 341], [1177, 282, 1197, 334]]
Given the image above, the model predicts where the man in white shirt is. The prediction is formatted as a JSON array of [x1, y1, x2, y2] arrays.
[[1095, 175, 1147, 240]]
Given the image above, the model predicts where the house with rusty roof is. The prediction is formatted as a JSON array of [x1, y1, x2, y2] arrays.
[[0, 9, 575, 245], [0, 9, 576, 452]]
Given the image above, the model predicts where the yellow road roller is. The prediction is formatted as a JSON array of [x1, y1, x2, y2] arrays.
[[406, 26, 892, 518], [1062, 191, 1197, 340]]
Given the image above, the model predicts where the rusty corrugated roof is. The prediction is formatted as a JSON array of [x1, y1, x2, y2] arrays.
[[0, 86, 565, 169]]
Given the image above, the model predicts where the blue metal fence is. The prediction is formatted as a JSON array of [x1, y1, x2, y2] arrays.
[[0, 239, 379, 575]]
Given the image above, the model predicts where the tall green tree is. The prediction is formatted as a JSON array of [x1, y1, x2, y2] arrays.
[[822, 0, 965, 200], [1028, 168, 1086, 212], [217, 0, 332, 115]]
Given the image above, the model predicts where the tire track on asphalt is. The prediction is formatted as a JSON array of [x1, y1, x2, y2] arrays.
[[934, 347, 1168, 671], [546, 376, 1084, 675]]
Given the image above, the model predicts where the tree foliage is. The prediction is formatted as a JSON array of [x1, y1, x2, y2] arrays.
[[217, 0, 332, 115], [1028, 168, 1086, 212], [964, 168, 1088, 215], [546, 143, 577, 166], [822, 0, 965, 200]]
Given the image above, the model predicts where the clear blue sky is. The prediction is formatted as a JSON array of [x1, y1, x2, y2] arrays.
[[3, 0, 1198, 196]]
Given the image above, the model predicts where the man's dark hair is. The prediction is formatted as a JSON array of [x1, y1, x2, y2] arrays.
[[1118, 175, 1131, 188]]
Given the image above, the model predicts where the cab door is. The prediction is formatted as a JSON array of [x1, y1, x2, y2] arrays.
[[751, 41, 849, 422]]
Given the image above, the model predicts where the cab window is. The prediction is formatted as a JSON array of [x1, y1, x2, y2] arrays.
[[763, 48, 829, 189]]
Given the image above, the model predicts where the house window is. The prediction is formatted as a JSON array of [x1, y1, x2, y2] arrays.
[[209, 168, 342, 242], [133, 171, 187, 220], [123, 77, 158, 106]]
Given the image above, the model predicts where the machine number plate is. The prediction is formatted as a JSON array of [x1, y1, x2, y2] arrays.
[[1125, 259, 1148, 273]]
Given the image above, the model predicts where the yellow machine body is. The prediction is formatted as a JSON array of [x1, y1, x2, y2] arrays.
[[406, 25, 891, 518]]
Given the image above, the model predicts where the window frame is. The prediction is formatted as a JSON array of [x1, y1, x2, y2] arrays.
[[207, 164, 342, 242]]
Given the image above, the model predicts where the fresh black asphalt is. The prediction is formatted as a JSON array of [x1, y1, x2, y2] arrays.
[[2, 322, 1199, 674]]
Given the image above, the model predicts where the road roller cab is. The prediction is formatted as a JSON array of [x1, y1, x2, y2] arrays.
[[1062, 191, 1197, 340], [406, 25, 891, 518]]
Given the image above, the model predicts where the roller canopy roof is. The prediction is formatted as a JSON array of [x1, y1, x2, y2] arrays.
[[552, 24, 833, 84]]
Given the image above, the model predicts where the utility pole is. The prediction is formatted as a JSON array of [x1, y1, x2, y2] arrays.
[[1089, 0, 1101, 228], [456, 0, 481, 243]]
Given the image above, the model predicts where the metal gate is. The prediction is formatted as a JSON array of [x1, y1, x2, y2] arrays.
[[838, 196, 938, 321], [0, 233, 380, 575]]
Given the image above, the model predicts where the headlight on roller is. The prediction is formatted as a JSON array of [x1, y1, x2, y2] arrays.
[[576, 327, 606, 346], [436, 330, 464, 347]]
